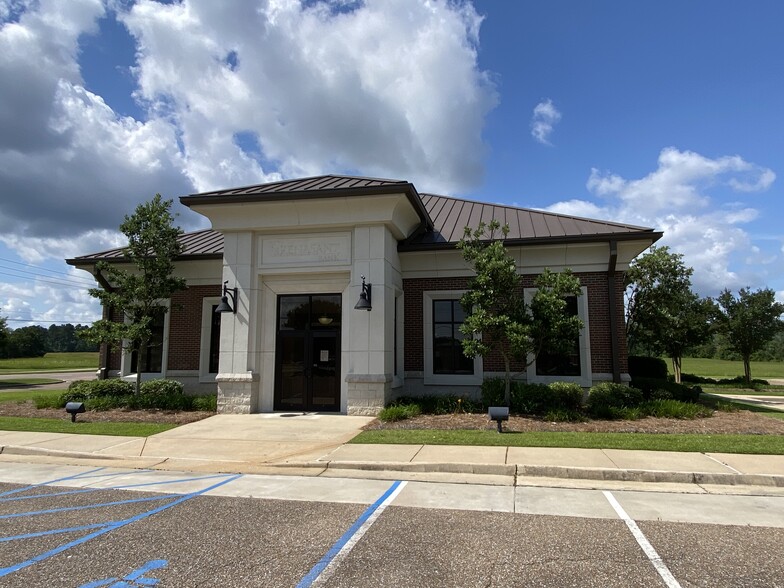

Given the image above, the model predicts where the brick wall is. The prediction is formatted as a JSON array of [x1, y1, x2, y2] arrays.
[[403, 271, 629, 376], [100, 285, 221, 373], [168, 285, 221, 371]]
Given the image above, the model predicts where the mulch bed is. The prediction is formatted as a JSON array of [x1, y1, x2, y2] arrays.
[[0, 400, 213, 425], [3, 400, 784, 435], [362, 410, 784, 435]]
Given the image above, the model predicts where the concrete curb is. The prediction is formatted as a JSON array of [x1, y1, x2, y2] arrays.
[[3, 445, 783, 488], [516, 464, 784, 487], [1, 445, 127, 460]]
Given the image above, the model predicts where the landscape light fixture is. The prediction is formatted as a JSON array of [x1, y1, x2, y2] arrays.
[[354, 275, 372, 311], [65, 402, 86, 423], [214, 281, 238, 314], [488, 406, 509, 433]]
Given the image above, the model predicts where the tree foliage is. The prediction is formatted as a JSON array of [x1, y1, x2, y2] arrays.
[[714, 288, 784, 384], [457, 220, 583, 406], [625, 245, 711, 382], [81, 195, 186, 394]]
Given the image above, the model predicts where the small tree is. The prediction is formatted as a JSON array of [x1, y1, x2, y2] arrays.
[[714, 288, 784, 385], [625, 245, 711, 382], [0, 316, 9, 358], [457, 220, 583, 406], [82, 195, 186, 394]]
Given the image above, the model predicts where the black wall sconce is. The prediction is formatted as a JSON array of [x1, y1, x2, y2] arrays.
[[354, 275, 372, 311], [215, 281, 238, 314]]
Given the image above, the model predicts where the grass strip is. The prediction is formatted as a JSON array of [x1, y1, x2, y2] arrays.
[[0, 378, 62, 389], [351, 429, 784, 454], [0, 390, 63, 404], [0, 416, 176, 437], [0, 352, 98, 373]]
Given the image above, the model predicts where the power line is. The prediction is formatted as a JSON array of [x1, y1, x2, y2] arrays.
[[0, 270, 95, 290], [0, 257, 96, 284]]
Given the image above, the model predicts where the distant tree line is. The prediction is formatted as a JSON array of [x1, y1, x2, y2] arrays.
[[0, 321, 98, 359]]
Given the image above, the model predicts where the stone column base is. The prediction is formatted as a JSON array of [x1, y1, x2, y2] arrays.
[[345, 373, 392, 416], [216, 373, 259, 414]]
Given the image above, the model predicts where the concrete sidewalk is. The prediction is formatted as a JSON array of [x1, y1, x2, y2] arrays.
[[1, 414, 783, 490]]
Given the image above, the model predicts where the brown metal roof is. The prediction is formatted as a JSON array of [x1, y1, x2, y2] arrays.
[[180, 174, 433, 232], [69, 179, 660, 264], [186, 174, 410, 197], [66, 229, 223, 265], [398, 193, 659, 250]]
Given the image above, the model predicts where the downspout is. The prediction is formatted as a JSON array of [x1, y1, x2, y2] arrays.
[[94, 268, 114, 381], [607, 241, 621, 383]]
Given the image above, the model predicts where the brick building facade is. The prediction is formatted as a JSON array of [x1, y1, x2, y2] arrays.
[[69, 175, 660, 415]]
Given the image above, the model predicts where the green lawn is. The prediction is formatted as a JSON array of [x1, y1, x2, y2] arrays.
[[0, 352, 98, 373], [0, 389, 63, 404], [0, 416, 175, 436], [351, 429, 784, 454], [681, 357, 784, 379], [0, 378, 62, 389]]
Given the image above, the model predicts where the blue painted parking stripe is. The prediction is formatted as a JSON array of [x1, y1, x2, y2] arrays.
[[0, 473, 242, 579], [1, 522, 113, 543], [296, 480, 407, 588], [0, 494, 169, 520], [0, 467, 107, 498], [0, 473, 236, 503]]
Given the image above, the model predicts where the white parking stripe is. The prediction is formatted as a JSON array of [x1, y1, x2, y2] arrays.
[[603, 491, 681, 588]]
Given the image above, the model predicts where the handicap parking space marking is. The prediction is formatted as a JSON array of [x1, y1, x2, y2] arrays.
[[80, 559, 168, 588], [296, 480, 407, 588], [0, 473, 239, 504], [0, 467, 108, 498], [0, 473, 243, 580]]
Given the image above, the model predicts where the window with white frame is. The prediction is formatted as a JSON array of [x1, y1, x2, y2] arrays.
[[423, 291, 482, 385], [121, 302, 170, 377], [526, 286, 591, 386], [199, 297, 222, 381]]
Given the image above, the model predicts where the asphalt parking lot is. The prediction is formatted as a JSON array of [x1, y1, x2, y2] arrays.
[[1, 465, 783, 587]]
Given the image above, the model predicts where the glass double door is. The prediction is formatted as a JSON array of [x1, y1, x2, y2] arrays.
[[275, 294, 341, 412]]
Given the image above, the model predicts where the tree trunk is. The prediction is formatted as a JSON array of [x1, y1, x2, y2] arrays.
[[743, 355, 752, 387], [503, 352, 511, 407], [135, 339, 147, 396], [671, 356, 682, 384]]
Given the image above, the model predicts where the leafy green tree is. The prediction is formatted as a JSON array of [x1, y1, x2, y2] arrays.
[[625, 245, 711, 382], [457, 220, 583, 406], [82, 195, 186, 394], [0, 316, 9, 357], [6, 325, 48, 358], [714, 288, 784, 385]]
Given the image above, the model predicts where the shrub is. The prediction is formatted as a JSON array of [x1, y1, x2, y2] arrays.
[[543, 409, 586, 422], [628, 356, 668, 380], [481, 378, 506, 408], [511, 383, 552, 414], [35, 395, 63, 409], [587, 382, 644, 419], [633, 378, 702, 403], [641, 399, 712, 419], [192, 395, 217, 412], [140, 379, 184, 396], [378, 403, 421, 422], [547, 382, 584, 411], [391, 395, 481, 415], [66, 379, 134, 399], [87, 395, 129, 411]]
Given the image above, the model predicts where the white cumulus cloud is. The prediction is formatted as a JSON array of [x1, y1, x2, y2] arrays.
[[546, 147, 776, 296], [530, 98, 561, 145]]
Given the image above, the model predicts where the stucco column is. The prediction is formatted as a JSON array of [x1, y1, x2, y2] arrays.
[[346, 225, 400, 415], [215, 231, 259, 413]]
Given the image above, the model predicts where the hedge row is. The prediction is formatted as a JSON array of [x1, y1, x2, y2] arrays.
[[58, 379, 216, 412]]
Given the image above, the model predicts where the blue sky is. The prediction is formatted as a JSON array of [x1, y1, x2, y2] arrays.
[[0, 0, 782, 328]]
